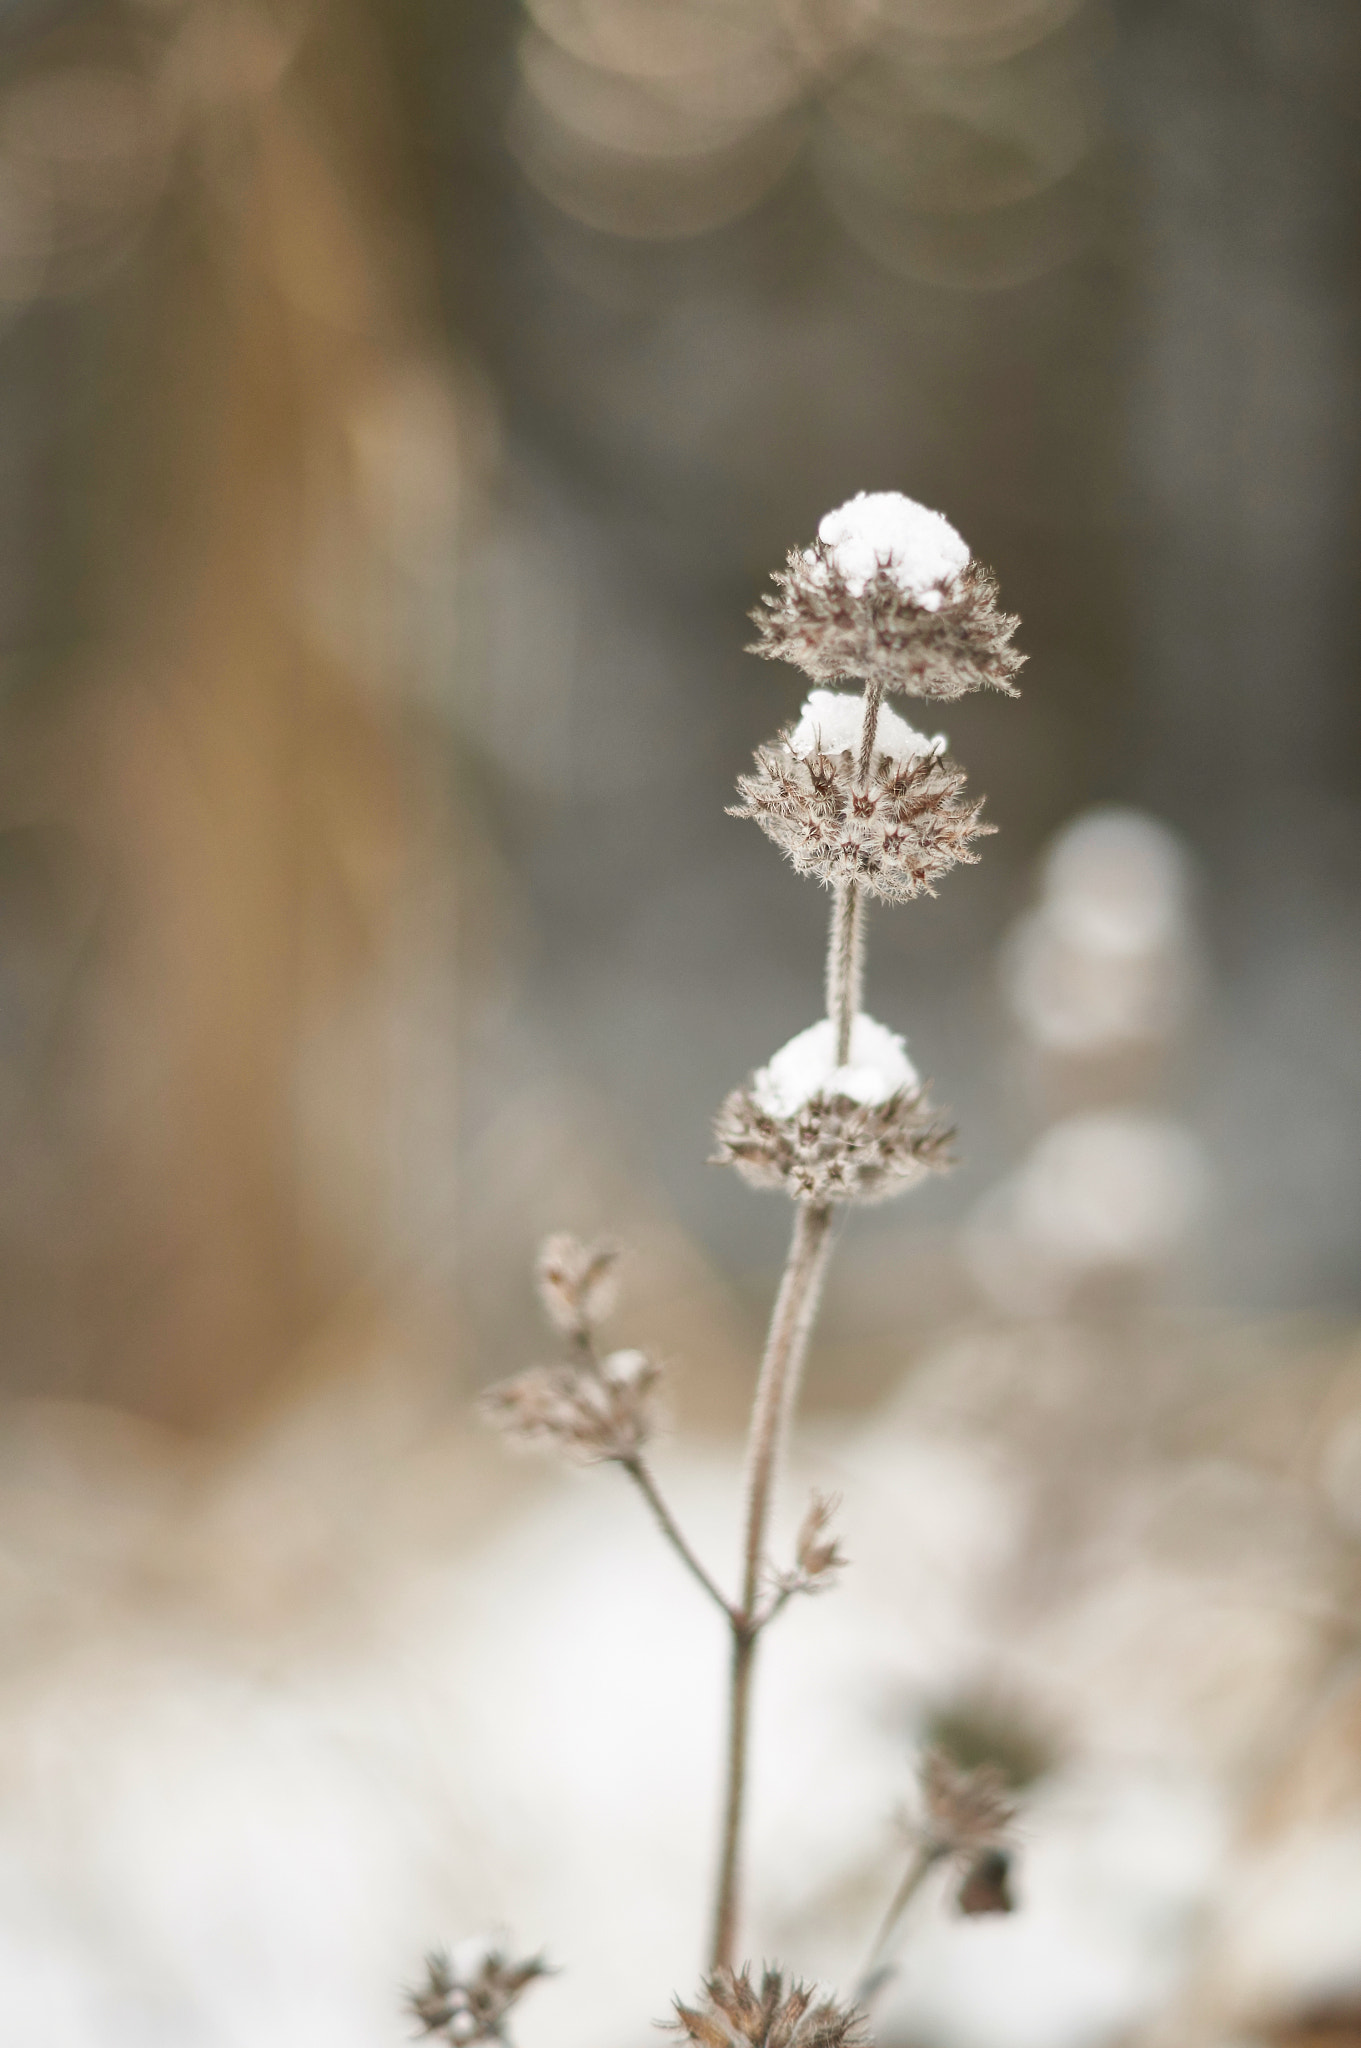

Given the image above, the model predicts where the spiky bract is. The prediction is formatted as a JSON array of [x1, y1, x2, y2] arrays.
[[731, 735, 990, 902], [406, 1944, 549, 2043], [749, 548, 1023, 700], [673, 1966, 868, 2048], [713, 1084, 952, 1206]]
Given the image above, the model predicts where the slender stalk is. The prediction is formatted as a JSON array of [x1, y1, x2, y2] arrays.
[[709, 1198, 835, 1970], [826, 882, 865, 1067], [708, 674, 883, 1969], [620, 1453, 737, 1624], [856, 680, 884, 783], [854, 1843, 945, 2005]]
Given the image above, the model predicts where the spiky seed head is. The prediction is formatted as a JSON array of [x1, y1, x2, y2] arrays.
[[750, 547, 1023, 700], [535, 1234, 619, 1340], [406, 1941, 550, 2042], [731, 735, 992, 902], [920, 1749, 1017, 1858], [480, 1349, 661, 1464], [713, 1084, 953, 1207], [672, 1966, 869, 2048]]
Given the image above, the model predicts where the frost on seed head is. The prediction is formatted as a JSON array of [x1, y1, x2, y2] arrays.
[[754, 1015, 918, 1119], [786, 690, 945, 768], [731, 693, 989, 905], [815, 491, 970, 606], [750, 490, 1023, 699], [714, 1015, 953, 1206]]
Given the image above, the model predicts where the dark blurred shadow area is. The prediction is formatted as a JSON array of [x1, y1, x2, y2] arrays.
[[0, 0, 1356, 2043]]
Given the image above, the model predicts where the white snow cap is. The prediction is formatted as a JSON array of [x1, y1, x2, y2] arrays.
[[815, 490, 970, 606], [787, 689, 945, 768], [752, 1013, 918, 1119]]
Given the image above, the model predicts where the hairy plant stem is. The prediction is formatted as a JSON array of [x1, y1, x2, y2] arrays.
[[710, 1197, 835, 1970], [855, 1842, 946, 2005], [828, 681, 880, 1065], [707, 675, 883, 1970]]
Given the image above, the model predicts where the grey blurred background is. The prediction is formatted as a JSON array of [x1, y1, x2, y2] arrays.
[[0, 0, 1356, 1422]]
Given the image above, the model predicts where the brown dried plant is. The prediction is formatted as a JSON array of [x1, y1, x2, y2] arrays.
[[431, 494, 1024, 2041]]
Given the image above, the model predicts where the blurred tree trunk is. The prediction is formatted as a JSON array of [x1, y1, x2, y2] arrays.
[[0, 0, 462, 1422]]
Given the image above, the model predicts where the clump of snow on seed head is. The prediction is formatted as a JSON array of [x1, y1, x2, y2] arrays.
[[752, 1014, 918, 1119], [786, 689, 945, 768], [814, 491, 970, 606]]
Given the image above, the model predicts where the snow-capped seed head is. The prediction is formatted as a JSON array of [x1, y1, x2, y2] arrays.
[[713, 1015, 952, 1205], [671, 1966, 868, 2048], [749, 495, 1024, 699], [535, 1233, 619, 1340], [731, 700, 990, 904], [919, 1749, 1017, 1859], [406, 1942, 550, 2043], [480, 1350, 662, 1464], [815, 491, 969, 606]]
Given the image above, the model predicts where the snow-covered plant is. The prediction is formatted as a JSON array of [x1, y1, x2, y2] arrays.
[[431, 491, 1024, 2041]]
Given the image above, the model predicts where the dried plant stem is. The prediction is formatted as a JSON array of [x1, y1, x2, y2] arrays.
[[710, 679, 886, 1969], [828, 681, 881, 1064], [827, 883, 865, 1066], [855, 1843, 946, 2004], [710, 1198, 835, 1970], [620, 1454, 737, 1623]]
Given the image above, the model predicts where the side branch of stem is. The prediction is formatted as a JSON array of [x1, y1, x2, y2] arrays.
[[620, 1454, 737, 1624]]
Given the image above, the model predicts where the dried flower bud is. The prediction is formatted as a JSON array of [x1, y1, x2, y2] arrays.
[[481, 1349, 661, 1463], [731, 734, 991, 902], [672, 1966, 868, 2048], [750, 547, 1023, 701], [535, 1233, 619, 1340], [714, 1083, 952, 1207], [956, 1848, 1015, 1916], [406, 1940, 550, 2043], [787, 1489, 846, 1589], [920, 1750, 1017, 1859]]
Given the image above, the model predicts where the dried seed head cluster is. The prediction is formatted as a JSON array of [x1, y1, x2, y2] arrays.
[[714, 1082, 952, 1206], [732, 735, 990, 902], [482, 1346, 660, 1464], [406, 1943, 549, 2043], [920, 1750, 1017, 1860], [750, 549, 1023, 700], [535, 1233, 619, 1342], [673, 1968, 868, 2048]]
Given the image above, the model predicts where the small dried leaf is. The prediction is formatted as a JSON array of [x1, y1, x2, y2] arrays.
[[956, 1848, 1015, 1916]]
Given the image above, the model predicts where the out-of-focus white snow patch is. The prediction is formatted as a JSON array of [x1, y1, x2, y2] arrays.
[[1006, 808, 1194, 1056], [812, 491, 969, 604], [1212, 1824, 1361, 2017], [751, 1015, 918, 1119], [786, 690, 945, 768], [966, 1112, 1206, 1317]]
